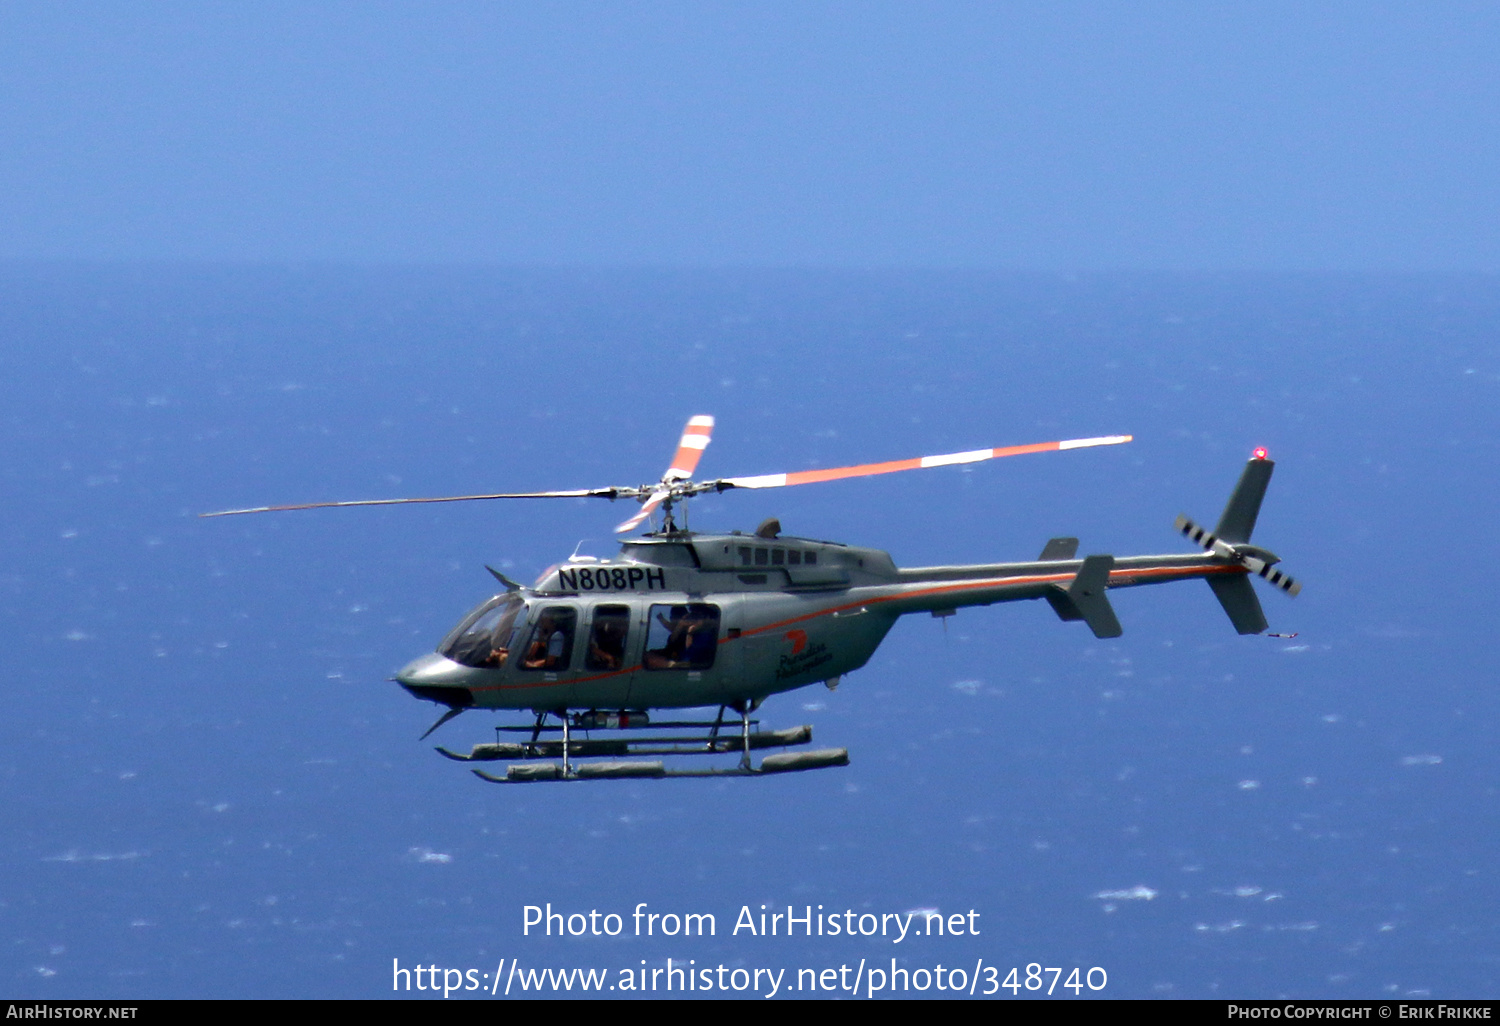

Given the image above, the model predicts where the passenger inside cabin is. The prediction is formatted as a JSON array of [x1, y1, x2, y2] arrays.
[[586, 610, 628, 671], [521, 611, 569, 670], [644, 604, 719, 670]]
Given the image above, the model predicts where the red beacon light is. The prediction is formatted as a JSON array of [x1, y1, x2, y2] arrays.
[[1252, 447, 1269, 460]]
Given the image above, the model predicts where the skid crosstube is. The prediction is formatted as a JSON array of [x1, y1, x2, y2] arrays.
[[472, 747, 850, 783]]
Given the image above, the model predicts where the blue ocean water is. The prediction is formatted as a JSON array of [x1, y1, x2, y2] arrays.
[[1, 265, 1496, 998]]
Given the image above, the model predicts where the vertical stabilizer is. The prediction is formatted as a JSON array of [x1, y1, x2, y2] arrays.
[[1207, 575, 1269, 635], [1214, 456, 1274, 544], [1175, 450, 1299, 634]]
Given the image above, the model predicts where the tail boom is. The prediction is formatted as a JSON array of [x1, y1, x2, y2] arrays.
[[881, 448, 1299, 636], [882, 552, 1255, 622]]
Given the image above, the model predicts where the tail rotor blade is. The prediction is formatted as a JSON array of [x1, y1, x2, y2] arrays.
[[1243, 558, 1302, 597], [1176, 515, 1301, 596], [1175, 514, 1239, 561], [717, 434, 1132, 491]]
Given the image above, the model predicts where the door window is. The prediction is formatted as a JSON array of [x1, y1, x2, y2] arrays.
[[517, 607, 577, 671], [643, 603, 720, 670], [584, 605, 630, 671]]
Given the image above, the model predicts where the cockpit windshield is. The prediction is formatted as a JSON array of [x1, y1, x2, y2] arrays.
[[439, 594, 526, 669]]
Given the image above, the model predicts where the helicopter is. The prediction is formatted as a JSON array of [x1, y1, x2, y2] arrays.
[[204, 417, 1301, 784]]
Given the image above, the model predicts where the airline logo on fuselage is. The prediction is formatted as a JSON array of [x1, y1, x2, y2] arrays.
[[776, 630, 832, 680]]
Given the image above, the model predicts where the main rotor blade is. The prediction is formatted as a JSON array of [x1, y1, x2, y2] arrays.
[[663, 415, 715, 483], [200, 487, 620, 518], [716, 434, 1133, 490], [613, 487, 670, 534]]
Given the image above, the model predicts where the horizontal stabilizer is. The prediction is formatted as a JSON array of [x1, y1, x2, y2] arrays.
[[1208, 575, 1269, 635], [1038, 537, 1079, 561], [1046, 554, 1123, 639]]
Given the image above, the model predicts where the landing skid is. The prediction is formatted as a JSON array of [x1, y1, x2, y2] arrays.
[[472, 749, 850, 783], [439, 706, 849, 783]]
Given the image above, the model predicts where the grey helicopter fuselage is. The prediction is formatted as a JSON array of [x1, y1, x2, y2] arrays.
[[202, 411, 1299, 780], [394, 527, 1245, 715]]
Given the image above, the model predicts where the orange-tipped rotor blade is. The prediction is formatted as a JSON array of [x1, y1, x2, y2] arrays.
[[663, 415, 715, 482], [614, 487, 669, 534], [718, 434, 1133, 490]]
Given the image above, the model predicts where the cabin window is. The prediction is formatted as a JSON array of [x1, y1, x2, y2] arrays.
[[805, 551, 817, 565], [584, 605, 630, 671], [771, 549, 785, 565], [517, 606, 577, 672], [754, 548, 768, 566], [618, 543, 699, 568], [738, 546, 752, 566], [643, 603, 720, 671], [787, 550, 802, 565]]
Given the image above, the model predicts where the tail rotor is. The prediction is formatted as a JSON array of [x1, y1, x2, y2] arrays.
[[1177, 449, 1302, 635]]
